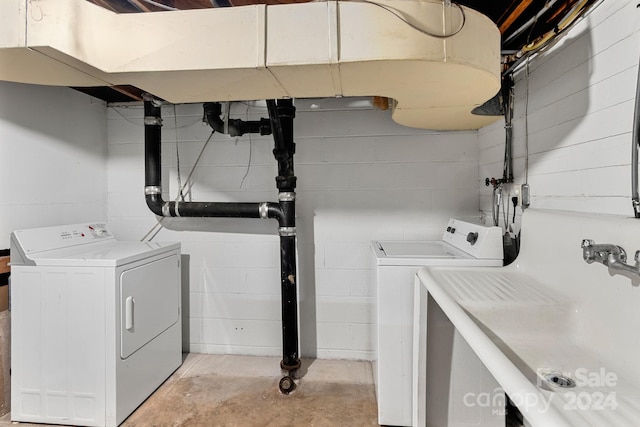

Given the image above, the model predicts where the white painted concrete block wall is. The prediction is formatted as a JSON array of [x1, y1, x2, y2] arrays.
[[0, 82, 107, 248], [479, 0, 640, 226], [107, 98, 481, 359]]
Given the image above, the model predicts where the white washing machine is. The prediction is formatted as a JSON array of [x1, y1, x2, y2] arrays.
[[371, 218, 503, 426], [10, 222, 182, 427]]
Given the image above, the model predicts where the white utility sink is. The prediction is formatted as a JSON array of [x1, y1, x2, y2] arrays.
[[414, 210, 640, 427]]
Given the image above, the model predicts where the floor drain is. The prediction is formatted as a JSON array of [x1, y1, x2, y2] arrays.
[[543, 373, 576, 388]]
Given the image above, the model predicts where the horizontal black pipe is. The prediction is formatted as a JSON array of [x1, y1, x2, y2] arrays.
[[203, 102, 271, 137], [171, 202, 260, 218], [145, 194, 287, 224]]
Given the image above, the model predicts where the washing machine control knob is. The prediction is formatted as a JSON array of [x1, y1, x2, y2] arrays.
[[466, 232, 479, 245], [88, 224, 110, 238]]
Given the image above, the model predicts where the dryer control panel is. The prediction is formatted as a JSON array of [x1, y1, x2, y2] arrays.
[[11, 222, 114, 258]]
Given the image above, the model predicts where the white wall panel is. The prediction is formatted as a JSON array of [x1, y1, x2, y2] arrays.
[[479, 0, 640, 223], [0, 82, 107, 248]]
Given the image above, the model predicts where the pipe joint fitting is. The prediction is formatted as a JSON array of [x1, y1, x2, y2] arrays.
[[142, 93, 164, 107], [162, 203, 172, 217], [145, 186, 162, 195], [278, 192, 296, 202], [279, 227, 296, 237], [259, 202, 270, 219], [144, 116, 163, 126], [276, 176, 297, 191]]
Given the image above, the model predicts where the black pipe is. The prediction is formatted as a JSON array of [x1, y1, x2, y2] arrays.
[[203, 102, 272, 137], [143, 94, 300, 380], [144, 98, 163, 189], [268, 100, 297, 193], [267, 99, 300, 372], [279, 234, 299, 370], [144, 96, 271, 220]]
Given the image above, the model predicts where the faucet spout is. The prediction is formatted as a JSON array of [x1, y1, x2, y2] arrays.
[[607, 252, 640, 280], [581, 239, 640, 281]]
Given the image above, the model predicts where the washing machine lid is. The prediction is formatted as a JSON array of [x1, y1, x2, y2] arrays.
[[372, 218, 504, 267], [373, 241, 477, 266], [11, 222, 180, 267], [376, 241, 466, 258]]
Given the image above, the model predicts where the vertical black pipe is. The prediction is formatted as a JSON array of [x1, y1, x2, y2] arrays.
[[144, 96, 165, 216], [268, 99, 300, 372], [279, 234, 299, 370], [274, 99, 296, 191], [144, 97, 162, 189]]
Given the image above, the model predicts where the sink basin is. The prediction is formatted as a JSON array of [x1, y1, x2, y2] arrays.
[[414, 209, 640, 427], [419, 267, 640, 427]]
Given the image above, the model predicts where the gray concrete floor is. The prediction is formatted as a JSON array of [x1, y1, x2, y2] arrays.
[[1, 354, 379, 426]]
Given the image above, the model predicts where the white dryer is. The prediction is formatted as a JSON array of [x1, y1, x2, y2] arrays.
[[371, 218, 503, 426], [10, 222, 182, 427]]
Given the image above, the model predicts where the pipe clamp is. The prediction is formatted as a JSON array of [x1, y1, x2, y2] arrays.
[[279, 192, 296, 202], [144, 116, 163, 126], [162, 203, 171, 217], [142, 93, 163, 105], [259, 202, 269, 219], [144, 186, 162, 195], [279, 227, 296, 237]]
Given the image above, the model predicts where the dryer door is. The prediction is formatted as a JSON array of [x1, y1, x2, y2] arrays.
[[120, 254, 180, 359]]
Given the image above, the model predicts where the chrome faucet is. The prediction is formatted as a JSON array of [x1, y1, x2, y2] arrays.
[[581, 239, 640, 281]]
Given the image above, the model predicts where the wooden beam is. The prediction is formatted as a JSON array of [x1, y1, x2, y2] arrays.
[[498, 0, 534, 34], [111, 85, 144, 101]]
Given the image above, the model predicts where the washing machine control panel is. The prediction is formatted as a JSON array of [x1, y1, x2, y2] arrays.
[[442, 219, 503, 260], [12, 222, 114, 255]]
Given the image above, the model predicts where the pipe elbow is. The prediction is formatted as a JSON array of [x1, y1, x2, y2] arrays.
[[267, 203, 284, 225], [145, 193, 165, 217], [203, 102, 224, 133], [203, 103, 271, 136]]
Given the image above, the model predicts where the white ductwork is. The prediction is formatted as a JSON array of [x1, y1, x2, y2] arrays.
[[0, 0, 501, 130]]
